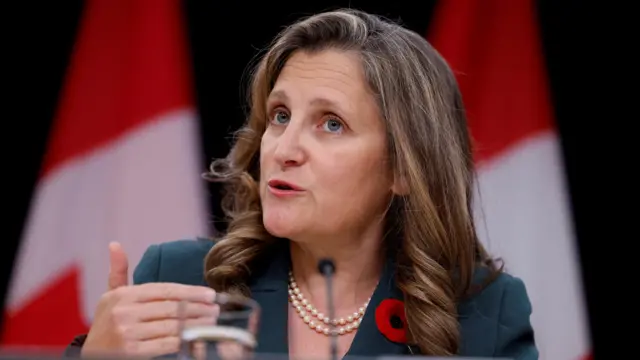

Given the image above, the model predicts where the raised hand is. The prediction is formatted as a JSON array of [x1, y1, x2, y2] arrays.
[[81, 242, 218, 358]]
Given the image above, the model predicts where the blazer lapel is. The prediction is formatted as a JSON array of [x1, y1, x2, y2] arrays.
[[345, 258, 409, 358], [248, 242, 291, 355]]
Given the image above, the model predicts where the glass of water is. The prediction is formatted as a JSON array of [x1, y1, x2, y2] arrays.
[[179, 292, 261, 360]]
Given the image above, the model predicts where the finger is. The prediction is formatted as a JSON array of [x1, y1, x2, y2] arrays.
[[108, 242, 129, 290], [130, 336, 181, 358], [217, 342, 248, 360], [131, 301, 219, 322], [193, 341, 207, 360], [128, 317, 217, 341], [127, 282, 216, 303]]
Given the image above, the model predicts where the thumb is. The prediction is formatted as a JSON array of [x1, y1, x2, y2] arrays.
[[108, 241, 129, 290]]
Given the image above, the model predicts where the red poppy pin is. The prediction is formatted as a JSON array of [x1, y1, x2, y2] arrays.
[[375, 299, 407, 344]]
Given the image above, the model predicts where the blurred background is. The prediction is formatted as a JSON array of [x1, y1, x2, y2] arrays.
[[2, 0, 607, 359]]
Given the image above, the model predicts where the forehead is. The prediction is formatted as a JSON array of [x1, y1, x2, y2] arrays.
[[269, 50, 376, 111]]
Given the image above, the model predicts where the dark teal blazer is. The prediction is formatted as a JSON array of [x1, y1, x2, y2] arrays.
[[127, 238, 537, 359]]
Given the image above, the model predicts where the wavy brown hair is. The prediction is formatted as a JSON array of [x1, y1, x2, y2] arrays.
[[204, 8, 501, 356]]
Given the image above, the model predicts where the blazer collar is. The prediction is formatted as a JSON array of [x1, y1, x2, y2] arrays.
[[247, 241, 411, 358], [345, 254, 410, 358]]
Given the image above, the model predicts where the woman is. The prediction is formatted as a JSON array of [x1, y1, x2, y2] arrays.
[[67, 8, 537, 359]]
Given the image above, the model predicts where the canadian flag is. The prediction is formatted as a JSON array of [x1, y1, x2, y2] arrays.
[[2, 0, 208, 349], [428, 0, 590, 359]]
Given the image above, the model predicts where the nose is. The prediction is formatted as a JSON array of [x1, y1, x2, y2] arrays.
[[273, 122, 307, 167]]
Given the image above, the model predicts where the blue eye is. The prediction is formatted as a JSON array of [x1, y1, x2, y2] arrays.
[[323, 118, 343, 133], [273, 111, 289, 124]]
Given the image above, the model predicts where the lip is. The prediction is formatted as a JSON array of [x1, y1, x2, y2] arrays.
[[267, 179, 305, 197]]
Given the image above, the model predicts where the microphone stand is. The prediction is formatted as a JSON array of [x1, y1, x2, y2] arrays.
[[318, 259, 338, 360]]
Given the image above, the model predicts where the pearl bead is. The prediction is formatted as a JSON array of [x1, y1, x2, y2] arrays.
[[287, 270, 371, 337]]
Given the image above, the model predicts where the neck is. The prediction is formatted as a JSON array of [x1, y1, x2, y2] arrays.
[[288, 233, 385, 316]]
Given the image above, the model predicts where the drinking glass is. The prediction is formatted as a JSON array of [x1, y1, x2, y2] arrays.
[[178, 292, 261, 360]]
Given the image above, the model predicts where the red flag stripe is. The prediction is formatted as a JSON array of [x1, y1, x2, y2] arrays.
[[428, 0, 554, 164], [2, 267, 89, 346], [41, 0, 194, 179]]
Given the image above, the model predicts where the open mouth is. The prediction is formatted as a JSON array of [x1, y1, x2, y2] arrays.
[[268, 180, 302, 192], [272, 184, 293, 190]]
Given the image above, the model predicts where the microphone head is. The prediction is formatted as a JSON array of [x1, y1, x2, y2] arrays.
[[317, 258, 336, 275]]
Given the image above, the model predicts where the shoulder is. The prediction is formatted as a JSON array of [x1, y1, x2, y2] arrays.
[[132, 237, 214, 286], [464, 269, 532, 318], [457, 269, 538, 359]]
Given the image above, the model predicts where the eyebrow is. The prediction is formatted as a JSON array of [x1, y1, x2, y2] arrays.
[[268, 89, 341, 109]]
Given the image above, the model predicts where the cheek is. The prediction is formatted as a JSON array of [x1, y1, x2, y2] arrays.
[[316, 143, 391, 206]]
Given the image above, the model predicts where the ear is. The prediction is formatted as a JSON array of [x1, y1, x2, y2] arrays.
[[391, 173, 409, 196]]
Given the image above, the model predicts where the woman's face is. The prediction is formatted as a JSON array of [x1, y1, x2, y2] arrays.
[[259, 49, 395, 242]]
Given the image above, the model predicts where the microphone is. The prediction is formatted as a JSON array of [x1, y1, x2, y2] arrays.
[[318, 258, 338, 360]]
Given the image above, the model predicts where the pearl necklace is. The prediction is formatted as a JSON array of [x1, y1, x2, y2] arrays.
[[287, 271, 370, 336]]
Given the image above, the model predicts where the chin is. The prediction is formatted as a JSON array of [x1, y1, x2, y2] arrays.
[[262, 210, 301, 239]]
